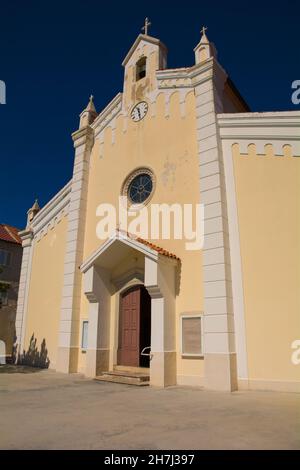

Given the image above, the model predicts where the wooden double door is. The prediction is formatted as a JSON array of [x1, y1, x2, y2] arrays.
[[117, 285, 151, 368]]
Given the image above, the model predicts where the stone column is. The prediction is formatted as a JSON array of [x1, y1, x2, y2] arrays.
[[145, 256, 177, 387], [195, 59, 237, 391], [56, 126, 94, 373], [15, 229, 33, 356], [83, 265, 111, 377]]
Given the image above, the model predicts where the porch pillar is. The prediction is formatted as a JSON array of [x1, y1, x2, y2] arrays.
[[83, 265, 111, 377], [145, 256, 177, 387]]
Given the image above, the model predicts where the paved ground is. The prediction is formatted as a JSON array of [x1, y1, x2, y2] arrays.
[[0, 369, 299, 450]]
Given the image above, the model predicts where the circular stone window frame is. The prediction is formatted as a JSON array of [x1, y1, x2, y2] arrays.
[[121, 167, 156, 209]]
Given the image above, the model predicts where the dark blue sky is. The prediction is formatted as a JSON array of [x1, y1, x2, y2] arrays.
[[1, 0, 299, 228]]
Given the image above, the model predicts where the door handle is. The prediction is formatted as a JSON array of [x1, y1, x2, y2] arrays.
[[140, 346, 153, 359]]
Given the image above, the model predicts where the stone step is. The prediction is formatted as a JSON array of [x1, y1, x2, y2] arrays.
[[107, 370, 149, 380], [95, 373, 149, 386], [114, 365, 150, 374], [95, 374, 150, 387]]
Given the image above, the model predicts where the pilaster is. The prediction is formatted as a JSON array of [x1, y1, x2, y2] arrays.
[[15, 229, 34, 356], [56, 126, 94, 373], [195, 59, 237, 391]]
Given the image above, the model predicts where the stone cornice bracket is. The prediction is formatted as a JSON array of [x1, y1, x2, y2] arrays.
[[18, 229, 33, 248], [145, 285, 163, 299], [72, 125, 94, 150], [85, 291, 98, 303]]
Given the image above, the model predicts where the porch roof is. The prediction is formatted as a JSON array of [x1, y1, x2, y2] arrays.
[[80, 230, 180, 274]]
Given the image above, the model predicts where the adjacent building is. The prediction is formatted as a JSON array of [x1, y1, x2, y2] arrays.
[[0, 224, 22, 357]]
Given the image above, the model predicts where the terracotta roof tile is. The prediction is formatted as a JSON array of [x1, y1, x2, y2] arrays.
[[0, 224, 22, 244], [117, 229, 180, 261]]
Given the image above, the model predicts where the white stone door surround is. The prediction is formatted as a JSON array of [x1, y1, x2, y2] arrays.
[[80, 231, 178, 386]]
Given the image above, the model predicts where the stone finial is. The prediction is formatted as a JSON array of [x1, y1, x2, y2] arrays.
[[194, 26, 217, 64], [27, 199, 40, 227], [86, 95, 96, 113], [200, 26, 209, 43], [79, 95, 98, 129]]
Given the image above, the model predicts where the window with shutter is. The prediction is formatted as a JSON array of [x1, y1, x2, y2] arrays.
[[0, 250, 12, 266]]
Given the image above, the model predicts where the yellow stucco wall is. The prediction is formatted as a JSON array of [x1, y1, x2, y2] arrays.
[[232, 144, 300, 384], [24, 216, 68, 368], [78, 89, 204, 379]]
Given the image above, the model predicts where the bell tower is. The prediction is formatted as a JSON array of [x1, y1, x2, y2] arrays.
[[122, 19, 168, 111]]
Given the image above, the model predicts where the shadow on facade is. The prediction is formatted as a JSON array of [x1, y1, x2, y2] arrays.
[[13, 334, 50, 369]]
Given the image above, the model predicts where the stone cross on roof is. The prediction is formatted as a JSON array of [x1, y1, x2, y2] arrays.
[[142, 17, 151, 36], [200, 26, 208, 36]]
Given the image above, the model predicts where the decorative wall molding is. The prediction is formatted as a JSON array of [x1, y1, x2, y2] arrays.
[[229, 141, 296, 157], [93, 87, 195, 147], [31, 181, 71, 238], [156, 58, 226, 91], [34, 208, 68, 242], [218, 112, 300, 156], [92, 93, 123, 138], [112, 268, 144, 291]]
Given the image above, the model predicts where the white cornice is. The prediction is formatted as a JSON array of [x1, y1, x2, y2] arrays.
[[156, 58, 226, 90], [18, 229, 33, 246], [31, 181, 72, 235], [156, 67, 190, 80], [218, 111, 300, 127], [217, 112, 300, 141], [91, 93, 123, 138], [219, 134, 300, 140]]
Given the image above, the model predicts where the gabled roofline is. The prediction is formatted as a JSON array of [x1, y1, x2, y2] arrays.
[[80, 231, 159, 273], [122, 34, 167, 67], [0, 224, 22, 244], [80, 230, 179, 274], [30, 181, 72, 235], [91, 93, 122, 136]]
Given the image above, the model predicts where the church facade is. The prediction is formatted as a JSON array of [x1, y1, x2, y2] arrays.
[[15, 27, 300, 391]]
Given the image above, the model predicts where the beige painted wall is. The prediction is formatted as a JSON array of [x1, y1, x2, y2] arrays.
[[232, 144, 300, 384], [79, 90, 204, 380], [24, 216, 68, 368]]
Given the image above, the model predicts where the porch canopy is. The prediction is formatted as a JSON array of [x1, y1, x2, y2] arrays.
[[80, 230, 180, 386]]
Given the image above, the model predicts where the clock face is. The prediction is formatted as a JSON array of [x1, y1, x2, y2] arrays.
[[131, 101, 148, 122]]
